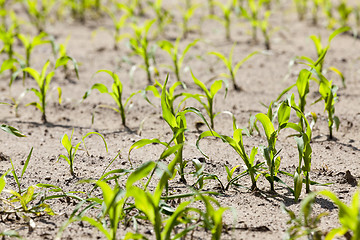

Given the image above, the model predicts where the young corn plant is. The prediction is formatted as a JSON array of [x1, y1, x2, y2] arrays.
[[179, 3, 201, 39], [19, 60, 61, 123], [83, 70, 140, 127], [293, 0, 308, 21], [282, 192, 327, 240], [131, 75, 209, 183], [306, 27, 350, 75], [22, 0, 56, 33], [240, 0, 263, 43], [317, 189, 360, 239], [313, 71, 340, 139], [210, 0, 236, 41], [17, 32, 50, 78], [152, 78, 186, 115], [2, 148, 55, 216], [185, 71, 228, 129], [129, 19, 156, 85], [197, 127, 260, 191], [104, 7, 131, 50], [50, 36, 80, 80], [148, 0, 173, 37], [280, 96, 313, 200], [157, 38, 199, 82], [0, 23, 18, 77], [59, 130, 107, 177], [56, 180, 126, 240], [284, 189, 360, 240], [259, 10, 272, 50], [209, 46, 258, 91], [337, 0, 353, 28], [255, 102, 287, 192], [311, 0, 321, 25]]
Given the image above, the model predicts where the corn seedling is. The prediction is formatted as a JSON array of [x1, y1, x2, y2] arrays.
[[313, 70, 340, 139], [311, 0, 321, 25], [59, 130, 107, 177], [131, 75, 210, 183], [337, 0, 352, 28], [282, 192, 327, 240], [185, 71, 228, 129], [22, 0, 56, 33], [0, 23, 17, 76], [50, 36, 79, 80], [293, 0, 308, 21], [318, 189, 360, 239], [285, 189, 360, 240], [157, 38, 199, 82], [15, 60, 60, 123], [197, 127, 261, 191], [104, 7, 131, 50], [2, 148, 55, 216], [179, 3, 201, 39], [17, 32, 50, 78], [210, 0, 236, 41], [301, 27, 350, 83], [281, 97, 313, 199], [83, 70, 152, 127], [255, 102, 284, 192], [148, 0, 172, 37], [129, 19, 156, 84], [240, 0, 263, 43], [209, 46, 258, 91], [259, 10, 272, 50]]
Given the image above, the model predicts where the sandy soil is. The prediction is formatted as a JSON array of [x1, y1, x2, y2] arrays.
[[1, 0, 360, 239]]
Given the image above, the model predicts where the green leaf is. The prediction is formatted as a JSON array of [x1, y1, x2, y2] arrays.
[[0, 124, 25, 137], [0, 59, 17, 73], [81, 216, 112, 240], [277, 102, 291, 129], [21, 147, 33, 178], [255, 113, 275, 141], [61, 134, 72, 152], [126, 161, 156, 188], [129, 138, 168, 160]]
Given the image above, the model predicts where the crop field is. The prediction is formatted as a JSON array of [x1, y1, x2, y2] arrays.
[[0, 0, 360, 239]]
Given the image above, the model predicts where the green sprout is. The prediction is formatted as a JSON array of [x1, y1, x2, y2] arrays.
[[0, 22, 18, 77], [337, 0, 352, 28], [293, 0, 308, 21], [22, 0, 56, 33], [83, 70, 145, 127], [129, 19, 156, 84], [197, 127, 261, 191], [185, 71, 228, 129], [105, 7, 131, 50], [210, 0, 236, 41], [17, 32, 50, 78], [179, 3, 201, 39], [51, 36, 80, 80], [20, 60, 61, 123], [148, 0, 173, 37], [157, 38, 198, 82], [209, 46, 258, 91], [259, 10, 272, 50], [240, 0, 263, 43], [255, 102, 286, 192], [59, 130, 108, 177]]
